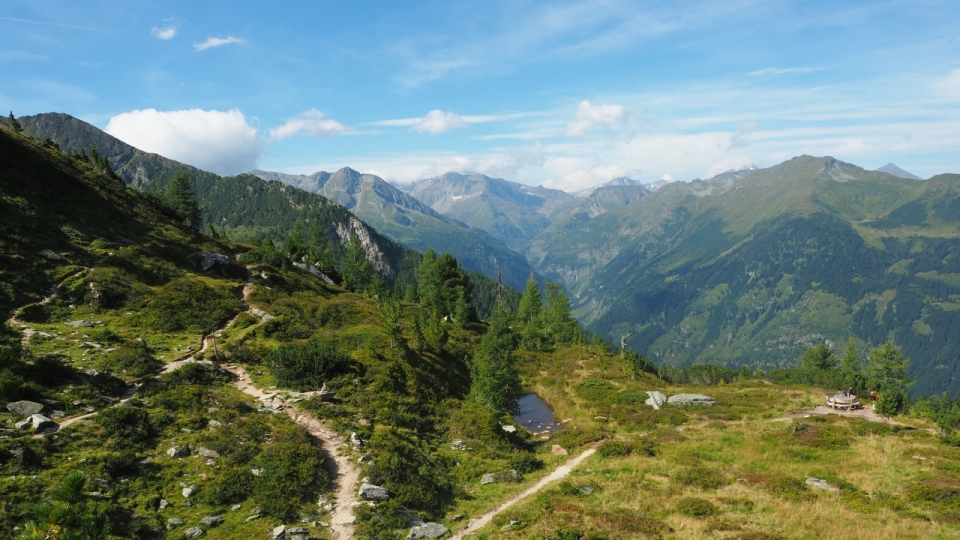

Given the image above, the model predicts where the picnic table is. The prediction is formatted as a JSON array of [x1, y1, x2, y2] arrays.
[[825, 392, 862, 410]]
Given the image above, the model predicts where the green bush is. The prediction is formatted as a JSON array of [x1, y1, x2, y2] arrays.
[[675, 467, 727, 490], [676, 497, 718, 518], [95, 406, 153, 449], [252, 428, 326, 521], [597, 440, 632, 458], [265, 340, 353, 391], [508, 453, 544, 474], [138, 278, 241, 333], [574, 378, 616, 403], [616, 390, 649, 405], [16, 303, 49, 323], [204, 466, 255, 505], [98, 345, 162, 378], [367, 428, 455, 515]]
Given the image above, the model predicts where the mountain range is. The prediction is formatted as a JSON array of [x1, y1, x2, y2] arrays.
[[12, 111, 957, 395]]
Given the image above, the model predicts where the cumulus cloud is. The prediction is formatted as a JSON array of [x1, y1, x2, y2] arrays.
[[105, 108, 264, 175], [566, 100, 625, 137], [194, 36, 244, 51], [151, 26, 177, 40], [728, 122, 758, 149], [269, 109, 350, 139]]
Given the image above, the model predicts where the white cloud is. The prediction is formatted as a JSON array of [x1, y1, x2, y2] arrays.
[[269, 109, 350, 139], [370, 110, 535, 135], [194, 36, 244, 51], [566, 100, 625, 137], [748, 66, 823, 77], [151, 26, 177, 40], [661, 174, 674, 181], [105, 108, 264, 175], [728, 122, 758, 148]]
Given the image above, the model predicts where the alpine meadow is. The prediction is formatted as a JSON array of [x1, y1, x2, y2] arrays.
[[3, 2, 960, 540]]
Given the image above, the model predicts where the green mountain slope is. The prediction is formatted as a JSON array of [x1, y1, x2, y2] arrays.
[[409, 172, 579, 251], [249, 168, 536, 290], [537, 156, 960, 395]]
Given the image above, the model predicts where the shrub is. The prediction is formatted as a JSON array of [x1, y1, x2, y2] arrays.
[[616, 390, 649, 405], [16, 304, 49, 323], [509, 453, 544, 474], [98, 345, 162, 378], [139, 278, 241, 333], [574, 379, 616, 403], [597, 440, 632, 458], [252, 428, 326, 520], [675, 467, 727, 490], [676, 497, 718, 518], [204, 466, 254, 505], [95, 406, 153, 449], [161, 362, 234, 388], [265, 340, 353, 391]]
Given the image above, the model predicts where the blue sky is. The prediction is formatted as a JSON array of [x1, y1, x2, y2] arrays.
[[2, 0, 959, 190]]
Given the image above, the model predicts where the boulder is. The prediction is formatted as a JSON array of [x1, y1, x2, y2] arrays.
[[577, 484, 594, 495], [64, 320, 93, 328], [644, 391, 667, 410], [481, 470, 519, 485], [245, 514, 260, 522], [41, 249, 62, 260], [181, 485, 195, 498], [167, 446, 191, 458], [272, 525, 286, 539], [551, 444, 568, 456], [159, 499, 170, 509], [7, 400, 44, 416], [406, 522, 449, 540], [4, 442, 38, 469], [182, 527, 204, 539], [400, 506, 424, 527], [20, 414, 56, 433], [192, 251, 231, 271], [358, 483, 390, 500], [199, 516, 223, 528], [318, 383, 335, 401], [230, 503, 242, 511], [287, 527, 310, 540], [805, 477, 839, 491], [666, 393, 716, 407], [197, 447, 219, 458], [501, 425, 517, 433], [166, 518, 184, 530]]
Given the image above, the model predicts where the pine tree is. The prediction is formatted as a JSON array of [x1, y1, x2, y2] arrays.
[[286, 218, 307, 262], [454, 285, 471, 327], [8, 111, 23, 133], [18, 470, 109, 540], [517, 278, 544, 351], [543, 281, 576, 346], [841, 338, 861, 374], [623, 350, 655, 380], [341, 234, 373, 292], [469, 305, 522, 417], [867, 341, 913, 419], [799, 344, 838, 371], [166, 171, 202, 230], [379, 298, 404, 349]]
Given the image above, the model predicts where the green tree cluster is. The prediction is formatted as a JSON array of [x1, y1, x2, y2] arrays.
[[514, 278, 579, 351], [415, 248, 472, 326], [469, 305, 523, 417]]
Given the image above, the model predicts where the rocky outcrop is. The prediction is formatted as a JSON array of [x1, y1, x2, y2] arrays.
[[199, 516, 223, 527], [294, 262, 335, 284], [191, 251, 231, 271], [358, 483, 390, 500], [406, 522, 449, 539], [7, 400, 44, 416], [334, 216, 392, 275], [666, 393, 715, 406], [17, 414, 56, 432], [644, 391, 667, 409], [481, 470, 519, 485], [182, 527, 204, 538]]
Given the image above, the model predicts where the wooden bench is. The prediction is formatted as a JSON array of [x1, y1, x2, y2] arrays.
[[825, 393, 862, 410]]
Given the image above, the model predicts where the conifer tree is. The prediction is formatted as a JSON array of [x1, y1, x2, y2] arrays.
[[543, 281, 576, 346], [800, 343, 838, 371], [341, 234, 373, 292], [18, 470, 109, 540], [7, 111, 22, 133], [454, 285, 471, 327], [867, 341, 913, 419], [469, 304, 522, 417], [379, 298, 404, 349], [166, 171, 202, 230], [286, 217, 307, 261], [517, 278, 544, 351]]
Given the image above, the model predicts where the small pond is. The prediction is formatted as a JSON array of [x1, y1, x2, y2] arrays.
[[512, 393, 563, 435]]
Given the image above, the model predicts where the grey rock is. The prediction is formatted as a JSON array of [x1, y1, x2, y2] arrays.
[[159, 499, 170, 509], [64, 320, 93, 328], [501, 520, 521, 532], [358, 454, 374, 464], [181, 485, 195, 498], [450, 440, 467, 451], [250, 468, 263, 476], [644, 391, 667, 410], [197, 447, 219, 458], [294, 262, 335, 284], [50, 410, 65, 419], [245, 514, 260, 522], [230, 503, 242, 511], [24, 414, 55, 432], [358, 482, 390, 500], [167, 446, 190, 458], [166, 518, 184, 530], [350, 431, 363, 447], [199, 516, 223, 527], [451, 514, 464, 521], [501, 425, 517, 433], [272, 524, 286, 538], [7, 400, 44, 416], [182, 527, 204, 538], [287, 527, 310, 540], [805, 477, 839, 491], [577, 484, 594, 495], [193, 251, 231, 271], [481, 470, 519, 485], [666, 393, 716, 406], [407, 522, 449, 539], [15, 419, 32, 430], [400, 506, 424, 527], [41, 249, 62, 260]]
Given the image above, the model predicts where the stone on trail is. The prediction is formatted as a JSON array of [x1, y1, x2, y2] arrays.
[[7, 400, 44, 416], [407, 522, 449, 540], [481, 470, 519, 485], [359, 482, 391, 500], [666, 393, 716, 406], [644, 391, 667, 410]]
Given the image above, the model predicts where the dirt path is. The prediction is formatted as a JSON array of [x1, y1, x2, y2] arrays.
[[222, 364, 359, 539], [772, 405, 907, 426], [450, 448, 597, 540]]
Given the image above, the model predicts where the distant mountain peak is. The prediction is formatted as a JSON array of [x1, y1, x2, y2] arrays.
[[875, 163, 922, 180]]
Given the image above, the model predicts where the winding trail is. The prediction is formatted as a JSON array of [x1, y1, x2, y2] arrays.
[[450, 447, 597, 540], [15, 267, 360, 538]]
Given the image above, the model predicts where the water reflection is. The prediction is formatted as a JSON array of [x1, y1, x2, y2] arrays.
[[512, 394, 562, 435]]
